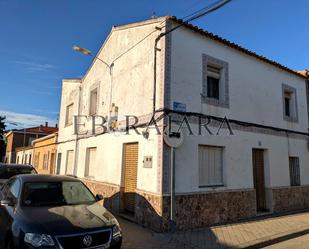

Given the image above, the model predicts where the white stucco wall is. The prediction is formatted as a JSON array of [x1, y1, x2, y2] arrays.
[[169, 26, 308, 132], [168, 24, 309, 193], [16, 148, 33, 165], [57, 18, 168, 194]]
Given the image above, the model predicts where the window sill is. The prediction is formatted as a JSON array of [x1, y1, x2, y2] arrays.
[[201, 96, 229, 108], [283, 116, 298, 123], [199, 184, 225, 188]]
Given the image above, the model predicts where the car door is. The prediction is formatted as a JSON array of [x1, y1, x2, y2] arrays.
[[0, 178, 21, 244]]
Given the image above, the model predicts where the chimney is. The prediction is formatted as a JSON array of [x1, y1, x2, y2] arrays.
[[45, 122, 48, 127], [55, 123, 58, 128]]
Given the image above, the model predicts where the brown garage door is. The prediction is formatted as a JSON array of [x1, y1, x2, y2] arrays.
[[123, 143, 138, 213]]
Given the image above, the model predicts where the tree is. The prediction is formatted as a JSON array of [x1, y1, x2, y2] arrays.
[[0, 116, 6, 162]]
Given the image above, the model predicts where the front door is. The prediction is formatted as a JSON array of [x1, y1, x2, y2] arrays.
[[123, 143, 138, 214], [252, 149, 267, 212]]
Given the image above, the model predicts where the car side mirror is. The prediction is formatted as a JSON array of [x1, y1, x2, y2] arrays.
[[0, 198, 15, 207], [95, 194, 104, 201]]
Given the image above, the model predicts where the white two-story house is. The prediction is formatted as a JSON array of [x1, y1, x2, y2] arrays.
[[57, 16, 309, 231]]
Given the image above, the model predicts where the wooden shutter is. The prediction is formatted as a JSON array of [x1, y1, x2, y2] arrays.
[[289, 157, 300, 186], [85, 148, 96, 177], [65, 150, 74, 175], [199, 145, 223, 187], [123, 143, 138, 213]]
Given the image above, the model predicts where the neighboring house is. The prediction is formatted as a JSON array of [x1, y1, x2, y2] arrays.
[[15, 146, 33, 165], [4, 123, 58, 164], [57, 16, 309, 231], [32, 132, 58, 174]]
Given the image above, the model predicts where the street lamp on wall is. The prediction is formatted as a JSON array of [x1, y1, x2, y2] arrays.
[[72, 45, 115, 177]]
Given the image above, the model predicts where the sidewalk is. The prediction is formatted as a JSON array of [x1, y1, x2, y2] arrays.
[[119, 210, 309, 249]]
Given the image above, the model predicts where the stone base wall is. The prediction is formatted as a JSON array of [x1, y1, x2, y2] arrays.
[[135, 190, 164, 232], [163, 190, 256, 230], [82, 178, 121, 212], [272, 186, 309, 213]]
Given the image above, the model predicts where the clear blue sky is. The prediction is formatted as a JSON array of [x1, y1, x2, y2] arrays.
[[0, 0, 308, 129]]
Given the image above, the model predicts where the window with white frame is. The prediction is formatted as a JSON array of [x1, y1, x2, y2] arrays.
[[199, 145, 224, 187], [84, 147, 96, 178], [202, 54, 229, 108], [65, 103, 73, 126], [282, 84, 298, 122], [89, 88, 98, 116], [65, 150, 74, 175], [289, 157, 300, 186]]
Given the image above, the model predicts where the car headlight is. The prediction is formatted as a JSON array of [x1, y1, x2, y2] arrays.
[[112, 225, 121, 237], [24, 233, 55, 247]]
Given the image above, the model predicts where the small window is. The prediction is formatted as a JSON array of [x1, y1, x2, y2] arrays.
[[56, 153, 62, 175], [202, 54, 229, 108], [65, 150, 74, 175], [84, 147, 96, 178], [9, 179, 21, 199], [34, 152, 40, 169], [89, 88, 98, 116], [289, 157, 300, 186], [207, 65, 221, 100], [284, 92, 291, 117], [282, 85, 298, 122], [199, 145, 223, 187], [65, 103, 73, 126], [43, 154, 48, 170]]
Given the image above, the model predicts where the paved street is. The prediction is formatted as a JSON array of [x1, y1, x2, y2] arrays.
[[263, 234, 309, 249], [119, 210, 309, 249]]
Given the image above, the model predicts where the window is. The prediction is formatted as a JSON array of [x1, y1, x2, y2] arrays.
[[29, 154, 32, 164], [28, 136, 36, 146], [17, 156, 19, 164], [207, 65, 221, 100], [22, 181, 95, 207], [282, 84, 298, 122], [9, 179, 21, 199], [89, 88, 98, 116], [65, 103, 73, 126], [289, 157, 300, 186], [56, 153, 62, 175], [284, 93, 291, 117], [34, 152, 40, 169], [199, 145, 223, 187], [65, 150, 74, 175], [43, 154, 48, 170], [202, 54, 229, 108], [84, 147, 96, 178]]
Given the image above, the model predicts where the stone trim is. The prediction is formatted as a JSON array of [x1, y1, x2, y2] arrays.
[[202, 54, 229, 108], [82, 178, 120, 212], [272, 185, 309, 213], [162, 189, 256, 230], [162, 187, 255, 196], [282, 84, 298, 123]]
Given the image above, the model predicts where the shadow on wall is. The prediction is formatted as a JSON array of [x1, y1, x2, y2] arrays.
[[103, 192, 233, 249]]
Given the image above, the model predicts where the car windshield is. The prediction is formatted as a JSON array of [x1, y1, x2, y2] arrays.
[[22, 181, 96, 207], [0, 167, 36, 179]]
